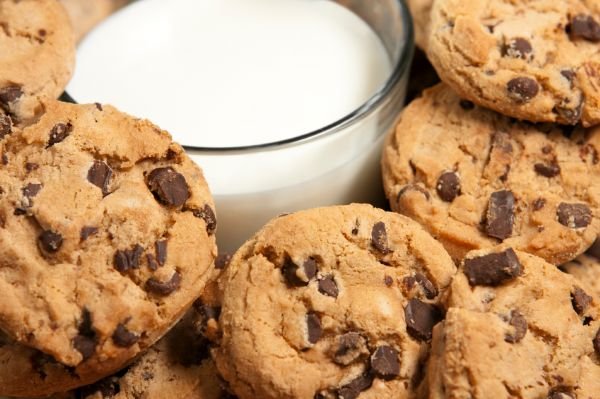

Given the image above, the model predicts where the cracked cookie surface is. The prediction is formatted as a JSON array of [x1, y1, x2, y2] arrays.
[[424, 247, 600, 398], [0, 0, 75, 122], [213, 204, 456, 399], [0, 100, 217, 394], [382, 84, 600, 265], [427, 0, 600, 126]]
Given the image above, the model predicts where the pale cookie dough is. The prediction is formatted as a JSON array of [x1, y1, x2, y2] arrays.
[[213, 204, 457, 399], [0, 100, 217, 396], [427, 0, 600, 126], [0, 0, 75, 122], [382, 84, 600, 265], [424, 247, 600, 398]]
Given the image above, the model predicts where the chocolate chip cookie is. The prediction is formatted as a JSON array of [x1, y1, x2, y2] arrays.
[[59, 0, 129, 42], [424, 246, 600, 398], [213, 204, 457, 399], [562, 237, 600, 298], [382, 84, 600, 265], [1, 0, 75, 122], [0, 99, 217, 392], [407, 0, 433, 50], [427, 0, 600, 126]]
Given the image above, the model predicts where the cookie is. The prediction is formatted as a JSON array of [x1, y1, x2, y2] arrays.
[[382, 84, 600, 265], [407, 0, 432, 50], [562, 237, 600, 298], [0, 99, 217, 395], [0, 0, 75, 122], [213, 204, 457, 399], [59, 0, 129, 42], [424, 247, 600, 398], [427, 0, 600, 126]]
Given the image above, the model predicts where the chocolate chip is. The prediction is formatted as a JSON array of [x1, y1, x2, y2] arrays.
[[0, 114, 12, 139], [505, 310, 527, 343], [333, 332, 367, 365], [146, 254, 159, 271], [534, 162, 560, 178], [557, 203, 592, 228], [404, 298, 443, 341], [463, 248, 522, 286], [503, 37, 533, 60], [561, 69, 576, 84], [282, 256, 317, 287], [507, 77, 539, 103], [38, 230, 63, 253], [114, 245, 144, 273], [87, 161, 113, 196], [569, 14, 600, 42], [337, 372, 373, 399], [112, 323, 140, 347], [95, 103, 103, 111], [459, 99, 475, 110], [215, 252, 232, 269], [371, 222, 392, 254], [155, 239, 167, 266], [146, 167, 190, 207], [532, 198, 546, 211], [74, 309, 97, 360], [0, 85, 23, 108], [548, 388, 576, 399], [80, 226, 98, 241], [47, 122, 73, 148], [370, 346, 400, 380], [384, 275, 394, 287], [22, 183, 42, 199], [594, 328, 600, 356], [145, 271, 181, 296], [25, 162, 39, 172], [306, 312, 322, 344], [436, 171, 461, 202], [191, 204, 217, 235], [484, 190, 515, 240], [415, 272, 438, 299], [571, 287, 593, 315], [587, 237, 600, 259], [318, 275, 339, 298], [554, 103, 583, 125]]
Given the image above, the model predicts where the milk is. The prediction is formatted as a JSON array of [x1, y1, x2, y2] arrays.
[[67, 0, 408, 251]]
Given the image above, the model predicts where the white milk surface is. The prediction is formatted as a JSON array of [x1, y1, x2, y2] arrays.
[[68, 0, 392, 148]]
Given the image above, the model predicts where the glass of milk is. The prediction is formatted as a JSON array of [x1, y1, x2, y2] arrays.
[[67, 0, 414, 252]]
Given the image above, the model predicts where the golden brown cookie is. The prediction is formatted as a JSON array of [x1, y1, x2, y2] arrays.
[[59, 0, 130, 42], [213, 204, 457, 399], [382, 84, 600, 265], [562, 238, 600, 298], [407, 0, 432, 50], [0, 100, 217, 396]]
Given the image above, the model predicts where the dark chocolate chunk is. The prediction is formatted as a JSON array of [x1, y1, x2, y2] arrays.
[[459, 99, 475, 110], [484, 190, 515, 240], [507, 77, 539, 103], [0, 114, 11, 139], [146, 167, 190, 207], [503, 37, 533, 60], [145, 271, 181, 296], [155, 239, 167, 266], [548, 387, 576, 399], [47, 122, 73, 148], [557, 203, 592, 228], [370, 346, 400, 380], [113, 245, 144, 273], [87, 161, 113, 196], [371, 221, 392, 254], [25, 162, 39, 172], [112, 323, 140, 347], [333, 332, 366, 365], [22, 183, 42, 199], [569, 14, 600, 42], [74, 309, 97, 360], [534, 162, 560, 178], [463, 248, 522, 286], [532, 198, 546, 211], [384, 275, 394, 287], [436, 171, 461, 202], [571, 286, 593, 315], [404, 298, 443, 341], [318, 275, 339, 298], [561, 69, 576, 84], [191, 204, 217, 235], [80, 226, 98, 241], [215, 252, 232, 269], [505, 310, 527, 343], [306, 312, 322, 344], [594, 328, 600, 356], [146, 254, 159, 271], [415, 272, 438, 299], [337, 372, 373, 399], [0, 85, 23, 108], [554, 102, 583, 125], [282, 256, 317, 287], [38, 230, 63, 253], [95, 103, 103, 111]]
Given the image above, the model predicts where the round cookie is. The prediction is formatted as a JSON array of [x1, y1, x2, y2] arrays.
[[382, 83, 600, 265], [424, 246, 600, 398], [0, 0, 75, 122], [59, 0, 129, 42], [427, 0, 600, 126], [213, 204, 457, 399], [0, 99, 217, 394], [407, 0, 433, 50], [562, 238, 600, 298]]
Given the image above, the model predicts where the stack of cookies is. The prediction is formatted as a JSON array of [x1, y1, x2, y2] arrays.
[[2, 0, 600, 398]]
